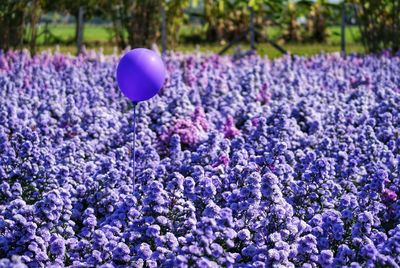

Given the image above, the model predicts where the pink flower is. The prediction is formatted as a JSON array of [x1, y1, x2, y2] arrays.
[[161, 106, 209, 146], [0, 56, 10, 71], [256, 83, 270, 104], [223, 116, 240, 139], [251, 116, 261, 127], [212, 154, 230, 168], [382, 188, 398, 203], [191, 106, 209, 131], [171, 120, 200, 145]]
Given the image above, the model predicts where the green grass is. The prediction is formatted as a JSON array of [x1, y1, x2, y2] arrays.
[[177, 42, 364, 59], [37, 45, 117, 55], [39, 24, 361, 45], [175, 24, 361, 45], [33, 24, 364, 59], [37, 42, 364, 60], [35, 24, 112, 44], [328, 26, 361, 45]]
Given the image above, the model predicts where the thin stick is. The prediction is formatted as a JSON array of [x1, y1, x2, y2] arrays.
[[132, 101, 138, 190]]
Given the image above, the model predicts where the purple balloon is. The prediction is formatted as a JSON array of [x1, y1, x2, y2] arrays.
[[116, 48, 166, 102]]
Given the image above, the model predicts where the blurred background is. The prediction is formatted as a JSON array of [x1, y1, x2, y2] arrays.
[[0, 0, 399, 58]]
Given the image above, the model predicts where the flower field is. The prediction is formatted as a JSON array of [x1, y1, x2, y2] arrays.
[[0, 50, 400, 267]]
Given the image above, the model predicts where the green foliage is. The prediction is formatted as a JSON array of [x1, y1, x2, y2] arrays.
[[0, 0, 30, 50], [37, 39, 365, 59], [125, 0, 163, 48], [281, 1, 303, 42], [202, 0, 281, 43], [97, 0, 163, 49], [1, 0, 396, 55], [44, 0, 98, 19], [353, 0, 400, 53], [165, 0, 190, 48], [44, 0, 99, 45], [249, 0, 283, 15], [301, 0, 339, 43]]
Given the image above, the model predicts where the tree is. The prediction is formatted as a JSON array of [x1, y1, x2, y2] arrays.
[[248, 0, 285, 46], [128, 0, 162, 48], [203, 0, 228, 42], [201, 0, 283, 43], [98, 0, 163, 49], [0, 1, 29, 51], [352, 0, 400, 53], [303, 0, 339, 43], [98, 0, 193, 50], [29, 0, 43, 55], [281, 1, 304, 42], [96, 0, 127, 49], [165, 0, 190, 49], [44, 0, 97, 44]]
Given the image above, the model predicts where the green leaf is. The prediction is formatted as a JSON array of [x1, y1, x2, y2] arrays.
[[218, 0, 224, 12], [248, 0, 257, 8]]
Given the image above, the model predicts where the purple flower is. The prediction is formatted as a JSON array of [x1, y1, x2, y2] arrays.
[[237, 229, 251, 241], [318, 250, 333, 266], [146, 225, 161, 237], [112, 242, 130, 262], [209, 243, 223, 258], [1, 50, 400, 267], [196, 257, 218, 268], [137, 243, 152, 259], [50, 238, 65, 257], [223, 116, 240, 139], [381, 188, 397, 203], [242, 244, 258, 257]]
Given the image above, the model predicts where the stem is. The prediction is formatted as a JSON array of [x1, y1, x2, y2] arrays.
[[132, 101, 138, 191]]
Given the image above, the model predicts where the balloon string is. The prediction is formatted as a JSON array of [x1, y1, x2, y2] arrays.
[[132, 101, 138, 191]]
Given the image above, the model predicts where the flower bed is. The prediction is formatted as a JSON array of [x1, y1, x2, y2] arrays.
[[0, 50, 399, 267]]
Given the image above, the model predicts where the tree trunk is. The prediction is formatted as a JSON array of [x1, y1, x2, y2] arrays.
[[204, 0, 217, 41], [249, 7, 255, 50], [127, 0, 161, 48], [76, 6, 85, 55], [355, 0, 400, 54], [74, 13, 79, 44], [340, 2, 346, 58], [161, 4, 166, 53], [111, 9, 126, 49], [30, 0, 41, 55]]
